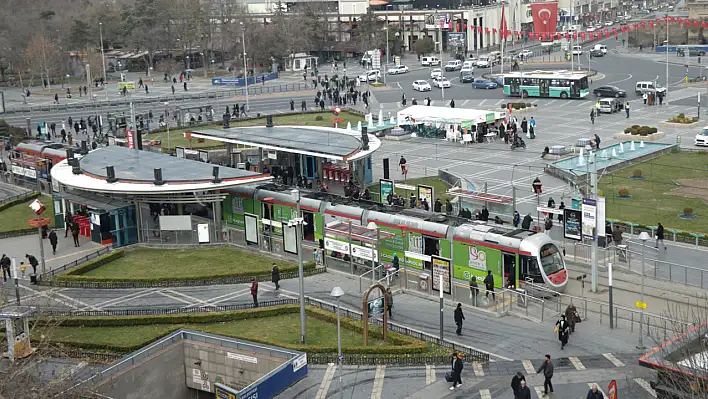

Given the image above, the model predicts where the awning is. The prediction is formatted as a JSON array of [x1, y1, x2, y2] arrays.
[[324, 221, 396, 242]]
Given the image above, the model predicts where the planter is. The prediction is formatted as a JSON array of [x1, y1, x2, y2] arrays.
[[384, 133, 412, 141], [616, 195, 632, 199], [679, 214, 697, 219], [661, 120, 703, 129], [613, 131, 666, 142]]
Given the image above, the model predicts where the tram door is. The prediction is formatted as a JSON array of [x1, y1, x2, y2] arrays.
[[303, 155, 317, 180], [302, 211, 314, 241], [502, 252, 517, 288], [423, 236, 440, 271]]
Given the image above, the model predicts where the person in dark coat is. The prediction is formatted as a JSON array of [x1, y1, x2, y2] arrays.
[[433, 199, 443, 213], [484, 270, 495, 301], [518, 380, 532, 399], [586, 383, 604, 399], [480, 207, 489, 222], [271, 263, 280, 290], [290, 99, 295, 111], [558, 202, 565, 222], [445, 199, 453, 214], [1, 255, 11, 282], [594, 133, 602, 150], [511, 371, 526, 397], [392, 253, 400, 271], [521, 214, 533, 230], [25, 254, 39, 275], [536, 354, 554, 395], [48, 229, 58, 255], [656, 222, 666, 250], [250, 277, 259, 307], [469, 277, 479, 306], [450, 353, 464, 390], [556, 314, 570, 349], [454, 303, 465, 336], [385, 287, 393, 318], [72, 224, 80, 247]]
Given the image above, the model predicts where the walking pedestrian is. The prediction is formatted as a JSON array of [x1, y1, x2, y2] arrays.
[[271, 263, 280, 290], [184, 81, 188, 91], [454, 303, 465, 335], [511, 371, 526, 398], [469, 276, 479, 306], [145, 84, 149, 94], [483, 270, 495, 301], [290, 99, 295, 111], [536, 354, 554, 396], [402, 93, 407, 106], [301, 100, 307, 111], [250, 277, 259, 307], [594, 133, 601, 150], [450, 99, 455, 108], [54, 93, 59, 104], [642, 92, 648, 105], [1, 255, 10, 283], [556, 314, 570, 349], [518, 380, 532, 399], [449, 353, 464, 390], [171, 85, 175, 95], [656, 222, 667, 250], [586, 383, 604, 399], [25, 254, 39, 275], [72, 223, 80, 247], [385, 287, 393, 318], [625, 102, 630, 118], [49, 229, 58, 255]]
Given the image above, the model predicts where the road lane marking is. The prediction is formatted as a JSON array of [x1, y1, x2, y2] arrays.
[[162, 289, 216, 307], [634, 378, 657, 397], [425, 365, 436, 385], [569, 356, 586, 370], [534, 386, 546, 397], [603, 353, 625, 367], [523, 359, 535, 374], [480, 389, 492, 399], [315, 364, 337, 399], [472, 362, 484, 376], [371, 365, 386, 399], [91, 290, 158, 310], [19, 285, 81, 310]]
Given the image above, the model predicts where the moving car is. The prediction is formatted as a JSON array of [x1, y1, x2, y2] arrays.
[[598, 98, 624, 113], [572, 45, 583, 55], [412, 80, 432, 91], [460, 60, 475, 75], [388, 65, 409, 74], [460, 73, 475, 83], [604, 20, 614, 26], [476, 56, 491, 68], [518, 49, 534, 59], [421, 56, 441, 66], [635, 81, 667, 95], [358, 69, 381, 82], [695, 127, 708, 146], [677, 48, 706, 57], [590, 49, 604, 57], [444, 60, 462, 71], [433, 76, 451, 88], [593, 85, 626, 97], [471, 78, 498, 89], [430, 68, 443, 79], [587, 26, 596, 32], [593, 44, 608, 54]]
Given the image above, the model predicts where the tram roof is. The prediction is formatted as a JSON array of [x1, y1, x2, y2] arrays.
[[187, 125, 381, 161]]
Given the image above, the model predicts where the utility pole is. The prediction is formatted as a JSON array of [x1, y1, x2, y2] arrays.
[[240, 22, 250, 111], [100, 22, 108, 101], [590, 151, 598, 292], [665, 21, 670, 105]]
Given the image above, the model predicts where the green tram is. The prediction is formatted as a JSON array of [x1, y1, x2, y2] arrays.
[[223, 184, 568, 292]]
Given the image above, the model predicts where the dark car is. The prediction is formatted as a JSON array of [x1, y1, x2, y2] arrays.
[[590, 49, 604, 57], [677, 48, 706, 57], [593, 85, 626, 98], [460, 73, 475, 83], [471, 78, 498, 89]]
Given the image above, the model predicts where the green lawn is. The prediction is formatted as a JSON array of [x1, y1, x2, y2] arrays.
[[144, 111, 365, 150], [0, 195, 54, 233], [368, 176, 453, 204], [598, 152, 708, 234], [80, 247, 294, 279], [40, 313, 383, 351]]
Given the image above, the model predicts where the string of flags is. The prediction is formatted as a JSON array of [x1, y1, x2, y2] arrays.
[[450, 16, 708, 40]]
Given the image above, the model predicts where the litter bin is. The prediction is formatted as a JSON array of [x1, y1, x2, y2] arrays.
[[418, 274, 429, 293]]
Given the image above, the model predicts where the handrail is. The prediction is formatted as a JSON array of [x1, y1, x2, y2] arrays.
[[39, 247, 111, 281]]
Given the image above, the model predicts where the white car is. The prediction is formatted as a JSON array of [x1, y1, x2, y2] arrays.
[[587, 26, 596, 32], [430, 68, 442, 79], [358, 69, 381, 82], [412, 80, 432, 91], [388, 65, 409, 75], [517, 49, 534, 59], [572, 45, 583, 55], [604, 21, 614, 26], [433, 76, 451, 88], [696, 127, 708, 146], [476, 57, 490, 68]]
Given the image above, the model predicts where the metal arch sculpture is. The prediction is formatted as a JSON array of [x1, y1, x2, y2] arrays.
[[362, 283, 388, 346]]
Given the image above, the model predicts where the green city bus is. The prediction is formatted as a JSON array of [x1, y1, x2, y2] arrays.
[[502, 70, 590, 99]]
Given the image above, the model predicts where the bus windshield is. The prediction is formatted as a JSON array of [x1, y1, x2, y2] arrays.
[[539, 243, 565, 275]]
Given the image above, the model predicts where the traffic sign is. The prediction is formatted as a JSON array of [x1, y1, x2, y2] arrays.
[[607, 379, 617, 399], [636, 301, 647, 309]]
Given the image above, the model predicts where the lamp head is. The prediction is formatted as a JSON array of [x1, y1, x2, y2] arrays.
[[638, 231, 651, 241], [290, 188, 300, 201], [330, 286, 345, 298]]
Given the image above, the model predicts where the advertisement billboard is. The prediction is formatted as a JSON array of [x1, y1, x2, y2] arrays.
[[417, 185, 434, 208], [431, 256, 452, 294], [379, 179, 394, 204], [126, 130, 135, 149], [447, 32, 467, 49], [452, 242, 502, 287], [529, 2, 559, 37], [563, 209, 582, 241], [244, 213, 259, 245], [581, 198, 597, 240], [367, 297, 385, 317]]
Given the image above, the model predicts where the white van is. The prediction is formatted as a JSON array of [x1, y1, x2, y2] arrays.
[[476, 56, 491, 68], [487, 51, 502, 62], [460, 60, 475, 75], [421, 56, 441, 66], [593, 44, 608, 54], [635, 81, 667, 95]]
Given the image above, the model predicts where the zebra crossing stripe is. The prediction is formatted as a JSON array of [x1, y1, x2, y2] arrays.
[[480, 389, 492, 399], [534, 386, 546, 397], [371, 365, 386, 399], [634, 378, 657, 397], [522, 359, 535, 374], [569, 356, 586, 370], [315, 364, 337, 399], [603, 353, 625, 367], [472, 362, 484, 376], [425, 365, 436, 385]]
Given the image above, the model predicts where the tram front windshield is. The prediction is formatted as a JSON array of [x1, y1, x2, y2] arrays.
[[539, 244, 564, 275]]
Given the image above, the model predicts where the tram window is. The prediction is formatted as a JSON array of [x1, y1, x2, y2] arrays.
[[540, 244, 564, 275]]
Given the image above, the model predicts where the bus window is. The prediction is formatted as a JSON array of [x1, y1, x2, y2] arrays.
[[540, 243, 565, 276], [519, 254, 543, 283], [579, 77, 589, 89]]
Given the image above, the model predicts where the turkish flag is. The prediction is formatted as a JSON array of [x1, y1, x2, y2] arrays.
[[694, 20, 700, 27], [529, 2, 559, 37], [704, 21, 708, 29], [685, 19, 691, 27], [580, 32, 586, 40], [573, 32, 578, 40], [604, 28, 609, 36], [493, 28, 497, 34], [612, 27, 618, 36], [640, 22, 646, 30], [485, 27, 490, 33], [633, 23, 639, 29], [677, 17, 683, 24], [565, 32, 571, 40], [649, 21, 654, 29], [669, 16, 675, 23]]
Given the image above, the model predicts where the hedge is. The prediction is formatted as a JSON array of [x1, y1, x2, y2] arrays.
[[56, 248, 316, 283], [0, 192, 40, 212], [40, 305, 428, 355]]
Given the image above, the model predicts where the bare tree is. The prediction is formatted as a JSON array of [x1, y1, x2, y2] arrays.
[[121, 0, 171, 77], [354, 9, 385, 53], [415, 36, 435, 57]]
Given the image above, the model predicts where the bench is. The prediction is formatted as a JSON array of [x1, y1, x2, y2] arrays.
[[689, 233, 705, 248], [667, 229, 682, 242]]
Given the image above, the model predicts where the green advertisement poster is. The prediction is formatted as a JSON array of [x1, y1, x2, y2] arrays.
[[378, 226, 424, 269], [379, 179, 394, 204], [452, 240, 502, 288], [223, 195, 247, 227]]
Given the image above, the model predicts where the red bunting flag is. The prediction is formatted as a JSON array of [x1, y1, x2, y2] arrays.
[[612, 27, 618, 37], [633, 23, 639, 29], [565, 32, 571, 40], [694, 20, 700, 27], [604, 28, 609, 36], [580, 32, 586, 40], [649, 21, 654, 29], [703, 21, 708, 28], [669, 16, 675, 23], [493, 28, 497, 34], [485, 27, 490, 33], [677, 17, 683, 24], [640, 22, 646, 30], [573, 32, 577, 40], [685, 19, 691, 26]]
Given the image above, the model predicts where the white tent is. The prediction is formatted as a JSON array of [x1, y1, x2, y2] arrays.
[[396, 105, 506, 127]]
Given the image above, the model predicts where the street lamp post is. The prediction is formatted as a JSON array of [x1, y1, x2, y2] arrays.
[[436, 41, 444, 101], [186, 56, 190, 70], [99, 22, 108, 101], [201, 53, 207, 78], [384, 26, 389, 86], [164, 102, 170, 151], [637, 231, 650, 348], [330, 286, 345, 399], [291, 189, 306, 344], [240, 22, 250, 112]]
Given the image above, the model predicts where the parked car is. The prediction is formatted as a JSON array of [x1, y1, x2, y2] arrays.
[[598, 98, 624, 113], [461, 60, 475, 74], [444, 60, 462, 71], [471, 78, 498, 89], [476, 56, 491, 68], [460, 73, 475, 83], [604, 20, 614, 26], [433, 76, 451, 88], [635, 81, 667, 95], [358, 69, 381, 82], [593, 85, 626, 97], [412, 80, 432, 91], [572, 45, 583, 55], [388, 65, 409, 74], [518, 49, 534, 59], [695, 126, 708, 146], [677, 48, 706, 57], [430, 68, 443, 79]]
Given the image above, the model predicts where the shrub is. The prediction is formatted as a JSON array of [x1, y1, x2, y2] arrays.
[[624, 127, 632, 134], [315, 115, 324, 121], [632, 169, 643, 177], [618, 187, 630, 197], [526, 103, 533, 107], [683, 207, 693, 216], [649, 127, 658, 134], [519, 103, 527, 109]]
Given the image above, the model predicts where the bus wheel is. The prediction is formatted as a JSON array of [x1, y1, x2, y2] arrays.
[[522, 90, 528, 97], [560, 92, 568, 99]]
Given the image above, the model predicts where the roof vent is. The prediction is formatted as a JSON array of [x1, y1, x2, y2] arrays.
[[106, 166, 118, 183], [154, 168, 165, 186]]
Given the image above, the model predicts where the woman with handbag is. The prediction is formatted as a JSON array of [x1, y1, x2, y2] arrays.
[[555, 315, 570, 350]]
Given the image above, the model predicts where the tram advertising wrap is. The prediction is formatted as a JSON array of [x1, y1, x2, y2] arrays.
[[452, 242, 502, 286]]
